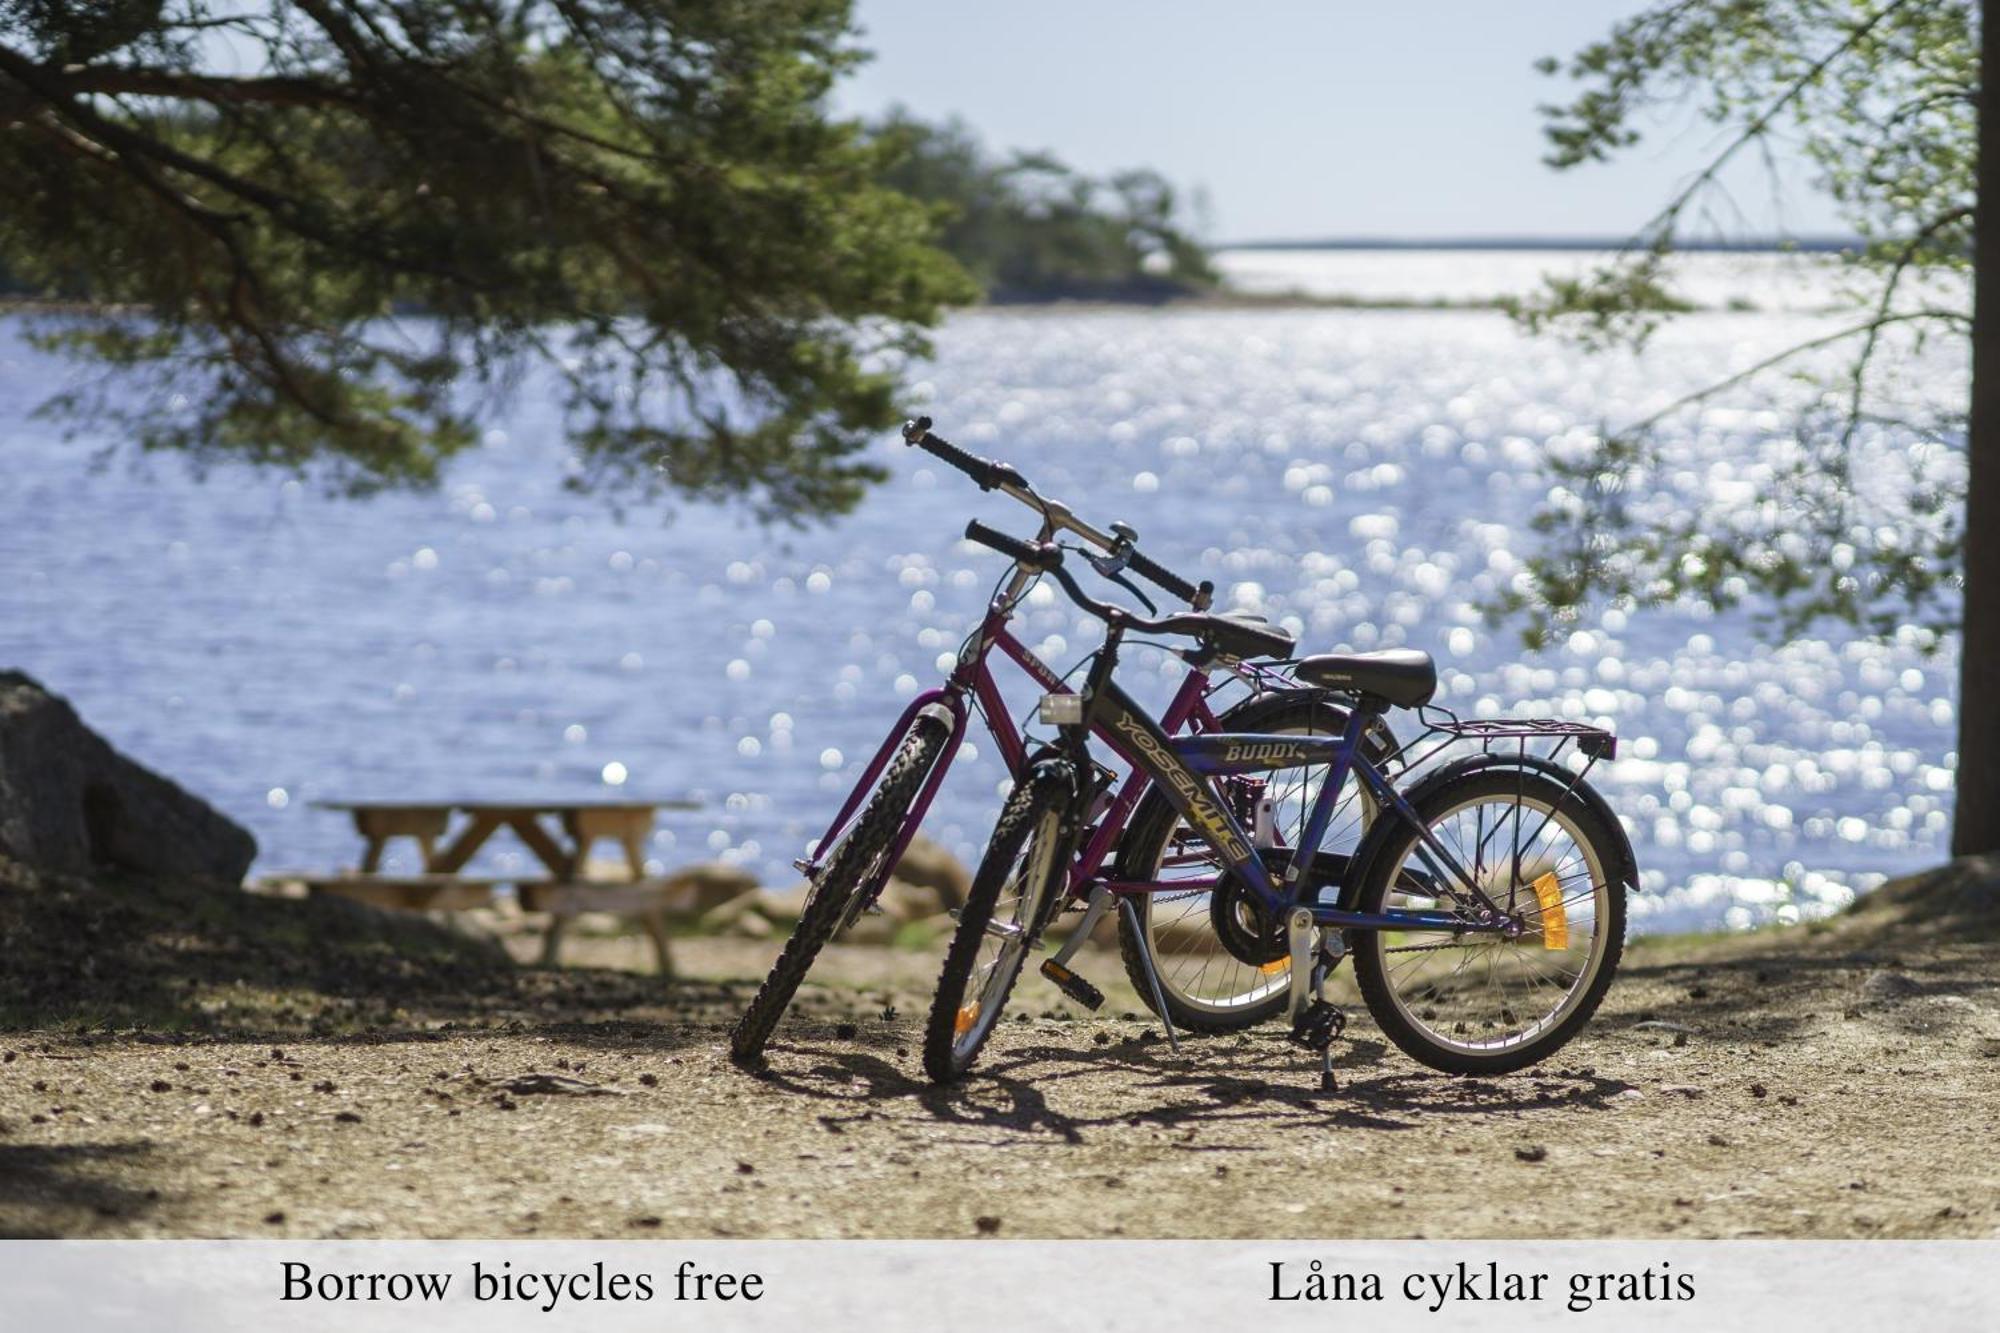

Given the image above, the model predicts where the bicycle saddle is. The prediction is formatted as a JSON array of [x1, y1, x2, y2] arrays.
[[1293, 649, 1437, 708]]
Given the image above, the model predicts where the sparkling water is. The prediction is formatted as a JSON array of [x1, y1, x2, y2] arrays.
[[0, 255, 1964, 934]]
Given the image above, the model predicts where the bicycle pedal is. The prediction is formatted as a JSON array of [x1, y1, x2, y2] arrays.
[[1039, 959, 1105, 1011], [1288, 1000, 1347, 1053]]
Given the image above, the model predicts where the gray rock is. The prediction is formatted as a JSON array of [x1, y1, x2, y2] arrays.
[[655, 861, 758, 916], [875, 876, 951, 922], [0, 670, 255, 883], [1861, 969, 1923, 1000], [892, 835, 971, 911], [840, 911, 900, 946], [493, 1073, 623, 1097]]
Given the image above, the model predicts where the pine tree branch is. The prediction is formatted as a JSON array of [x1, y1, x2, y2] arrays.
[[1638, 0, 1918, 246], [56, 64, 361, 108], [1841, 204, 1974, 450]]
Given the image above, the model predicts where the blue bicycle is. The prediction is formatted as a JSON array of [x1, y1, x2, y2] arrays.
[[926, 521, 1638, 1084]]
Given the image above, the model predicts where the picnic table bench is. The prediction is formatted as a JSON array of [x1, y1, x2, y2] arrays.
[[301, 798, 701, 973]]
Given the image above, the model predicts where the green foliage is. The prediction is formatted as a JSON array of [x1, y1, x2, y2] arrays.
[[870, 112, 1214, 302], [0, 0, 978, 518], [1498, 243, 1695, 351], [1503, 0, 1974, 642]]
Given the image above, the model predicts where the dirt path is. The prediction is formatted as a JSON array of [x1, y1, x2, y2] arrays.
[[4, 869, 1998, 1240]]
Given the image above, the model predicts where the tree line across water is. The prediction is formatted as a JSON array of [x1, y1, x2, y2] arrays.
[[0, 111, 1212, 309]]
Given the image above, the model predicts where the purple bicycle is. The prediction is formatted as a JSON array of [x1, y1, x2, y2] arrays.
[[729, 418, 1394, 1064], [925, 523, 1633, 1085]]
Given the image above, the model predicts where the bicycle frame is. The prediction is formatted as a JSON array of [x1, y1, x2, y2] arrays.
[[797, 594, 1287, 907], [1083, 681, 1516, 935]]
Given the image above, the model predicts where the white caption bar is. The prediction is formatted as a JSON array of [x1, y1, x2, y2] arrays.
[[4, 1240, 1995, 1332]]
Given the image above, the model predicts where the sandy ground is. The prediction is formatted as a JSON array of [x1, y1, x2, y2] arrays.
[[4, 862, 1999, 1241]]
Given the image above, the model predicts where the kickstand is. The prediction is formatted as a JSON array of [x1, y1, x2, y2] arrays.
[[1315, 966, 1337, 1093], [1117, 897, 1182, 1056]]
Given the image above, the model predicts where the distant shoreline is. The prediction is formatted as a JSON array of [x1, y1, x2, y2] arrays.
[[972, 289, 1842, 316], [1219, 235, 1863, 254], [0, 291, 1840, 318], [2, 238, 1853, 321]]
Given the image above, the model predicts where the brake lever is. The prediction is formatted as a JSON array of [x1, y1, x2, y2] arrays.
[[1084, 521, 1136, 572], [1061, 541, 1157, 613], [1097, 562, 1159, 615], [1083, 548, 1128, 578]]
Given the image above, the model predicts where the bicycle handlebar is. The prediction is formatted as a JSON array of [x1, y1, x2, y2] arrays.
[[900, 416, 1024, 493], [905, 416, 1212, 611], [1123, 547, 1200, 607], [963, 519, 1223, 644], [961, 518, 1048, 570]]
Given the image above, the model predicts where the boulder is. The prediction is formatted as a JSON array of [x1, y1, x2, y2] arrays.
[[0, 670, 255, 883], [875, 876, 952, 922], [692, 888, 776, 928], [840, 910, 901, 946], [696, 885, 801, 933], [695, 889, 762, 932], [756, 882, 809, 925], [892, 835, 971, 911], [654, 861, 759, 916], [729, 910, 774, 941]]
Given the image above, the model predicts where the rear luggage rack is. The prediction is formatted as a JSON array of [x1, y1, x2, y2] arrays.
[[1413, 711, 1617, 759], [1359, 703, 1620, 791]]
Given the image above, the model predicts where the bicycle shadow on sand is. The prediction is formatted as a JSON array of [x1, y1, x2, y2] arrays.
[[749, 1032, 1641, 1146]]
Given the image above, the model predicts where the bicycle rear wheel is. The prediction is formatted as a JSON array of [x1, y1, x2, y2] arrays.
[[730, 714, 950, 1065], [1351, 768, 1627, 1075], [924, 762, 1074, 1083]]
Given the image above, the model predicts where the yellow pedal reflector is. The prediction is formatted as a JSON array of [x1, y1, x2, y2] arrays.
[[1530, 872, 1568, 950], [954, 1002, 981, 1035], [1257, 958, 1291, 975]]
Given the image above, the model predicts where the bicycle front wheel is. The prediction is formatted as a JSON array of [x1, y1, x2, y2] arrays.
[[730, 714, 950, 1065], [1351, 768, 1627, 1075], [924, 762, 1074, 1084]]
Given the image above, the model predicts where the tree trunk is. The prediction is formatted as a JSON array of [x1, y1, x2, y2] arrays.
[[1954, 0, 2000, 856]]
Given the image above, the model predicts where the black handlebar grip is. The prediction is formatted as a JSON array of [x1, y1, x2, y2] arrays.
[[904, 419, 1001, 490], [963, 519, 1051, 569], [1124, 548, 1198, 607]]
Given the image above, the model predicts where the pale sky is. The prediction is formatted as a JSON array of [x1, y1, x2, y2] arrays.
[[835, 2, 1849, 244]]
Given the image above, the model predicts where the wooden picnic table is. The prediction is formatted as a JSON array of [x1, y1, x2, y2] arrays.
[[312, 798, 700, 880], [304, 797, 702, 972]]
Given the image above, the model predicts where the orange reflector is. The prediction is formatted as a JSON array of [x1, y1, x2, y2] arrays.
[[1257, 958, 1290, 975], [954, 1002, 980, 1035], [1531, 871, 1568, 950]]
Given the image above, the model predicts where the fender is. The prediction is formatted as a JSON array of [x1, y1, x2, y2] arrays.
[[917, 699, 960, 731], [1019, 756, 1081, 937], [1338, 752, 1640, 910], [1214, 688, 1402, 766]]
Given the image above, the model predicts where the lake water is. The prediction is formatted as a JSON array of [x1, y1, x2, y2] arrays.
[[1213, 247, 1855, 310], [0, 251, 1965, 934]]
